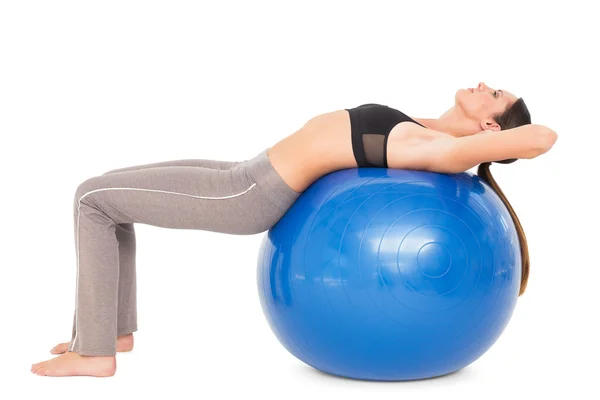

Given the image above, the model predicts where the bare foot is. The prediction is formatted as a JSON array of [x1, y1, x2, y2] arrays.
[[31, 352, 116, 377], [50, 333, 134, 355]]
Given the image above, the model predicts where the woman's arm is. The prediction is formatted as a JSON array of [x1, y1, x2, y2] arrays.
[[412, 124, 558, 173]]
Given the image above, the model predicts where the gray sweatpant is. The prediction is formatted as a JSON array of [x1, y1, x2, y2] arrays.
[[68, 148, 300, 356]]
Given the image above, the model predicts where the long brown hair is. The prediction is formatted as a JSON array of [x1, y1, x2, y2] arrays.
[[476, 98, 531, 296]]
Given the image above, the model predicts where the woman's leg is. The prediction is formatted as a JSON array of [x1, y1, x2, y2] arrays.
[[55, 158, 242, 353], [70, 166, 262, 356], [32, 150, 300, 376], [115, 223, 137, 337], [93, 159, 242, 342]]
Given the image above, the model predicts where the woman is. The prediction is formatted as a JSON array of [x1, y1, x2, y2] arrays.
[[31, 82, 557, 377]]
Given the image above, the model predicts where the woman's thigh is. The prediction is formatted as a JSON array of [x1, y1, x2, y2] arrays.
[[76, 164, 282, 235]]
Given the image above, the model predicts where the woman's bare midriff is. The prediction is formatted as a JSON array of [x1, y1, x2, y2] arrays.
[[267, 109, 358, 193]]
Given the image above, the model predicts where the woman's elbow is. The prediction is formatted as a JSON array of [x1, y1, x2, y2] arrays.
[[535, 125, 558, 155]]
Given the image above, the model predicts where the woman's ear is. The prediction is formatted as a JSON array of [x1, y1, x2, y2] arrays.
[[480, 119, 501, 132]]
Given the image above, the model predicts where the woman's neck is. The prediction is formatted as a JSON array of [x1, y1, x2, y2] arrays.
[[412, 107, 480, 138]]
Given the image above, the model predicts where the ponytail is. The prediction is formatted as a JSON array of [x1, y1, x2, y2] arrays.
[[477, 161, 530, 296]]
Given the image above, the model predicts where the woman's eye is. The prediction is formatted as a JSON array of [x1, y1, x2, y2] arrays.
[[493, 90, 498, 97]]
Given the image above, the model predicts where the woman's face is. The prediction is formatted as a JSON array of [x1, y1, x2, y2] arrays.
[[455, 82, 519, 126]]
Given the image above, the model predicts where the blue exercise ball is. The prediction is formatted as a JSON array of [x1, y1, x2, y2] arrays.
[[256, 168, 521, 381]]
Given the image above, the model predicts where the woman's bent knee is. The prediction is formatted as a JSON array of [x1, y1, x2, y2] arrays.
[[74, 176, 105, 204]]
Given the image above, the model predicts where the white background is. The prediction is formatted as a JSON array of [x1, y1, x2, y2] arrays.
[[1, 0, 598, 399]]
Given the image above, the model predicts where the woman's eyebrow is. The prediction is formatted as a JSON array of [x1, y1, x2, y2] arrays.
[[499, 89, 504, 97]]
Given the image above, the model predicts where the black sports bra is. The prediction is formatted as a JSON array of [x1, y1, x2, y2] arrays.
[[345, 103, 425, 168]]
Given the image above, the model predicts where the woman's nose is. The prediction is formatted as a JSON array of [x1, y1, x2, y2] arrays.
[[478, 82, 486, 91]]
